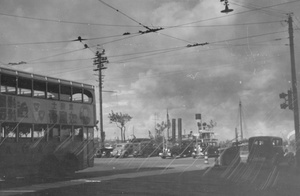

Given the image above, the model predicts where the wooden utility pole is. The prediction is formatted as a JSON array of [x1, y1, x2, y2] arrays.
[[94, 50, 108, 148], [288, 14, 300, 168]]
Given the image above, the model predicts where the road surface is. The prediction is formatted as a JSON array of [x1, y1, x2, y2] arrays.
[[0, 156, 299, 196]]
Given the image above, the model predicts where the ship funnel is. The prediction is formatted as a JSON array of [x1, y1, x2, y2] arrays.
[[178, 118, 182, 143], [172, 119, 176, 142]]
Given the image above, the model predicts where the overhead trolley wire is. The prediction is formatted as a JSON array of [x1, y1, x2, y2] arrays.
[[16, 29, 287, 66], [230, 0, 287, 17], [2, 20, 282, 47], [209, 29, 287, 45], [166, 0, 300, 29], [3, 33, 142, 66], [98, 0, 153, 30], [0, 1, 291, 48], [108, 31, 288, 64], [26, 48, 88, 63], [0, 32, 141, 47], [155, 32, 194, 44], [110, 47, 187, 64], [160, 21, 284, 28], [0, 12, 138, 27], [110, 38, 288, 65], [0, 1, 297, 31], [13, 35, 287, 66]]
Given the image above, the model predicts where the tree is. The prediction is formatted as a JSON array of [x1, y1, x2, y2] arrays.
[[108, 110, 132, 142], [155, 121, 169, 144]]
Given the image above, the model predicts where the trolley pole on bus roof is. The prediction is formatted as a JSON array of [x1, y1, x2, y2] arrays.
[[287, 14, 300, 168], [93, 50, 108, 148]]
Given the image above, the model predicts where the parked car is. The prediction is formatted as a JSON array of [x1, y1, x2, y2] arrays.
[[215, 137, 296, 168], [159, 140, 195, 159], [247, 136, 285, 166], [133, 141, 161, 157], [111, 143, 134, 158], [94, 143, 115, 158]]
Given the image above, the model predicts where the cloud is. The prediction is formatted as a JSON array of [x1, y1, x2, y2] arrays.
[[1, 0, 299, 142]]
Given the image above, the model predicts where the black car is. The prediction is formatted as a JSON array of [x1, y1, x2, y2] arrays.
[[203, 145, 219, 158], [159, 140, 195, 159], [133, 141, 161, 157]]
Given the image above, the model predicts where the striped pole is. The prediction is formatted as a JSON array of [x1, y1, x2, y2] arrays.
[[204, 152, 209, 164]]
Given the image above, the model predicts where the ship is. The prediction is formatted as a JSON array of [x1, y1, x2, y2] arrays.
[[192, 120, 219, 158]]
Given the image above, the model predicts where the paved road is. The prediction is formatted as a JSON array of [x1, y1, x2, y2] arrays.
[[0, 156, 214, 196], [1, 157, 300, 196]]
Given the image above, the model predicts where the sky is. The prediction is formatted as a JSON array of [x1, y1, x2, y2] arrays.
[[1, 0, 300, 141]]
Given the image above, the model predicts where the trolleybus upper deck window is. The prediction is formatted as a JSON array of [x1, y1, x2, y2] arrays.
[[47, 82, 59, 100], [83, 89, 93, 103], [33, 80, 46, 98], [72, 87, 83, 102], [17, 77, 32, 97], [60, 85, 71, 101], [1, 74, 16, 94]]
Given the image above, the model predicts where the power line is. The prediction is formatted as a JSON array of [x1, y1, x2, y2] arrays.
[[160, 20, 283, 28], [6, 35, 286, 67], [103, 30, 288, 63], [166, 0, 300, 29], [155, 32, 197, 44], [26, 48, 88, 63], [0, 33, 141, 47], [0, 12, 139, 27], [0, 20, 283, 48], [15, 29, 286, 66], [109, 37, 287, 64], [22, 38, 287, 85], [209, 29, 287, 45], [96, 34, 142, 46], [98, 0, 152, 30], [230, 0, 287, 17], [4, 34, 142, 66], [0, 1, 296, 31]]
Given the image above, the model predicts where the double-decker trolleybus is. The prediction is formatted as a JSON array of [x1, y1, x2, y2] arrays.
[[0, 67, 96, 178]]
